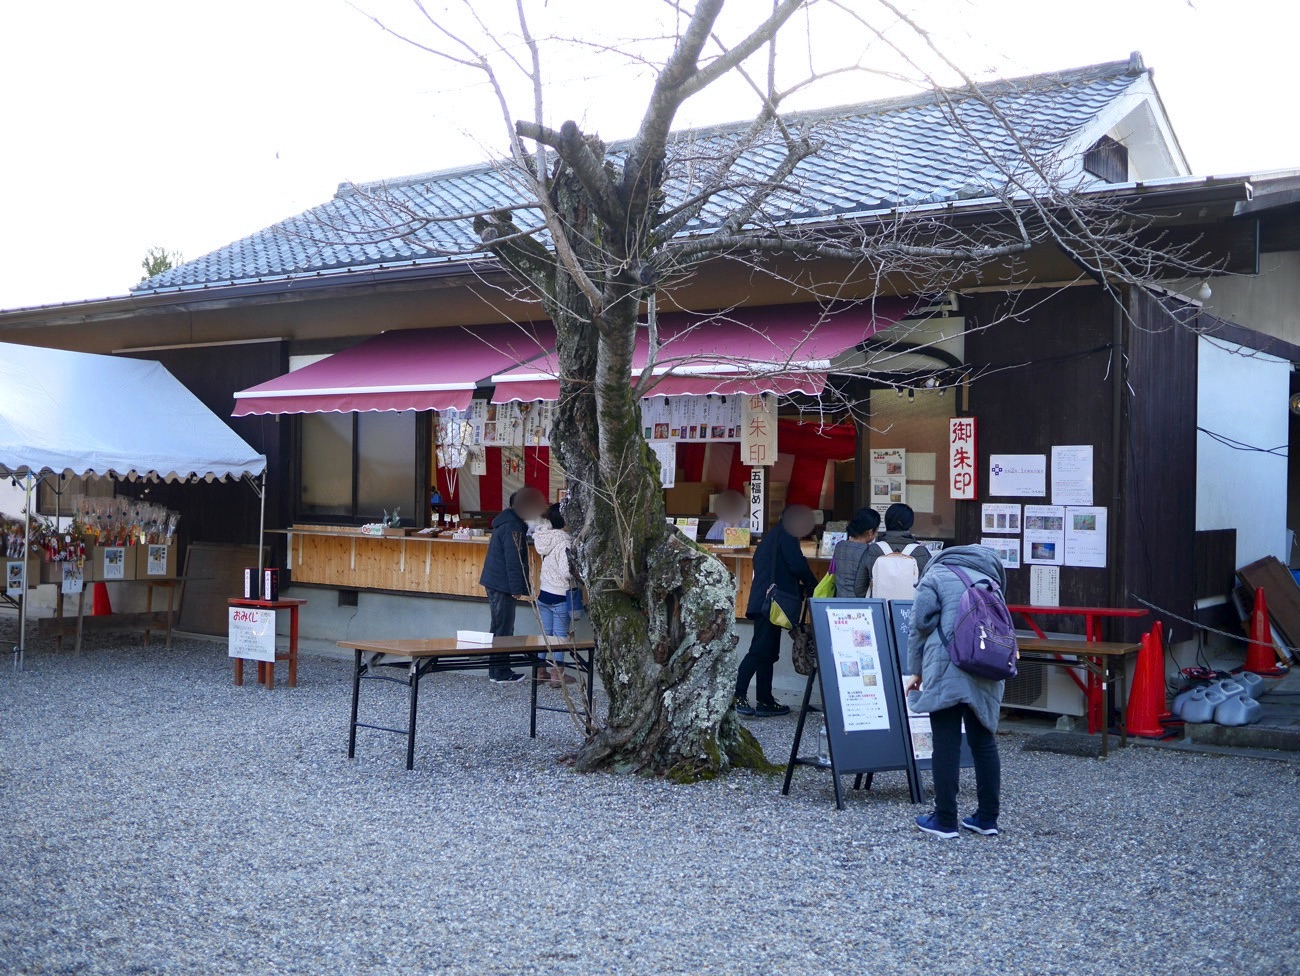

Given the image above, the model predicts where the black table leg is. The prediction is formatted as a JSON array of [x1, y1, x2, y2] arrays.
[[530, 654, 540, 738], [405, 659, 420, 771], [347, 648, 362, 760]]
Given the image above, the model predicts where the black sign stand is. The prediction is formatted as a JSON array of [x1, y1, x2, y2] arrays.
[[781, 598, 923, 810]]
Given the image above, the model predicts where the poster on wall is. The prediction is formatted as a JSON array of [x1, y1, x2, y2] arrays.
[[1030, 565, 1061, 607], [870, 448, 907, 517], [650, 442, 677, 488], [1064, 506, 1108, 568], [61, 563, 84, 595], [981, 503, 1022, 534], [825, 606, 892, 734], [949, 418, 977, 499], [870, 448, 907, 479], [741, 394, 777, 466], [989, 454, 1047, 497], [1022, 504, 1066, 565], [5, 561, 24, 596], [102, 547, 127, 580], [1051, 445, 1094, 506], [981, 537, 1021, 570]]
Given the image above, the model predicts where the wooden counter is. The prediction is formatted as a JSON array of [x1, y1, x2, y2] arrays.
[[279, 528, 829, 619], [281, 527, 540, 598]]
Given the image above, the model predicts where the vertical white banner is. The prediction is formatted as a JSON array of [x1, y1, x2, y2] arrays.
[[949, 417, 977, 499], [740, 394, 777, 467]]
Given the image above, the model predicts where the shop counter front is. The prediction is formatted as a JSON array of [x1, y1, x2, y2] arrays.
[[281, 526, 541, 599], [280, 527, 829, 619], [703, 546, 831, 616]]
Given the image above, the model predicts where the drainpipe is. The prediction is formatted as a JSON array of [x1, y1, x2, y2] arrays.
[[1108, 291, 1126, 635]]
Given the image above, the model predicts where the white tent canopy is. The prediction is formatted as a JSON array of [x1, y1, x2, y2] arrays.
[[0, 342, 265, 481], [1, 342, 266, 669]]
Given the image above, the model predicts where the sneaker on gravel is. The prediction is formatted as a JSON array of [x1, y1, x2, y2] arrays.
[[490, 671, 525, 684], [961, 814, 1000, 836], [733, 697, 756, 716], [915, 813, 959, 839], [753, 700, 791, 718]]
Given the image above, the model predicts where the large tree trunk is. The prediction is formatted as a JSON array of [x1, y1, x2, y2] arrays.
[[540, 166, 770, 780]]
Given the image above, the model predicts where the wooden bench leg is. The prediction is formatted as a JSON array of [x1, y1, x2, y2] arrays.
[[235, 657, 244, 686]]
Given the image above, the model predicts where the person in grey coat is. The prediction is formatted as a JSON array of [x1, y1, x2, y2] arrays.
[[905, 544, 1007, 839]]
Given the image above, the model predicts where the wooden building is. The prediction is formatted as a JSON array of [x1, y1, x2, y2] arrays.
[[3, 55, 1296, 708]]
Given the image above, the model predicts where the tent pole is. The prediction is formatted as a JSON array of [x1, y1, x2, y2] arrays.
[[16, 473, 34, 672], [257, 471, 266, 583]]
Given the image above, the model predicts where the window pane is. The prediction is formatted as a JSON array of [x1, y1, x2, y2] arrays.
[[868, 388, 957, 540], [300, 414, 354, 516], [357, 411, 418, 521]]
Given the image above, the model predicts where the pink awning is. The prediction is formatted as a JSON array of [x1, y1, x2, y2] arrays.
[[233, 323, 554, 417], [489, 300, 907, 403]]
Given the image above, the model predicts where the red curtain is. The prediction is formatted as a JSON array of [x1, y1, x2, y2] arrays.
[[778, 418, 856, 508]]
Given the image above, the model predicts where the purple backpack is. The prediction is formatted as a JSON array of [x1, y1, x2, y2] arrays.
[[942, 566, 1019, 680]]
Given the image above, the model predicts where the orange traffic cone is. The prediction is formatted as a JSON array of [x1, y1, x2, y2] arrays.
[[91, 582, 112, 616], [1126, 631, 1167, 738], [1244, 588, 1286, 677]]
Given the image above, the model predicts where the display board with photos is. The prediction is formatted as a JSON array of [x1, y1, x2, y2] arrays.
[[782, 598, 922, 809]]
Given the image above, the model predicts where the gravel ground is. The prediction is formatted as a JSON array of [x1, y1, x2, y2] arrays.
[[2, 623, 1297, 976]]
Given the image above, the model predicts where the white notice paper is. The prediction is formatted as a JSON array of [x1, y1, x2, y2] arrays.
[[1051, 445, 1094, 506], [1064, 506, 1108, 568], [61, 563, 84, 595], [1023, 505, 1066, 565], [228, 607, 277, 663], [1030, 565, 1061, 607], [907, 452, 937, 482], [989, 454, 1047, 498], [908, 484, 936, 515], [981, 537, 1021, 570], [981, 503, 1022, 534], [102, 546, 126, 580], [825, 606, 892, 734], [650, 442, 676, 488]]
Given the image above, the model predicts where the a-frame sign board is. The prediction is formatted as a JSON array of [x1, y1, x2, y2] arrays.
[[781, 598, 922, 810]]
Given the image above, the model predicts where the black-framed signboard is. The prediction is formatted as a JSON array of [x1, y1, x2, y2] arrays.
[[781, 598, 922, 809]]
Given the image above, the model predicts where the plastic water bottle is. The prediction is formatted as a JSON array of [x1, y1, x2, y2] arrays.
[[816, 719, 831, 767]]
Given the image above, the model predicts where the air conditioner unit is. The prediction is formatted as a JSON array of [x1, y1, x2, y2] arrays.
[[1003, 659, 1087, 717]]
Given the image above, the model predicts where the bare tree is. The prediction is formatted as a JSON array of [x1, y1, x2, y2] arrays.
[[336, 0, 1216, 779]]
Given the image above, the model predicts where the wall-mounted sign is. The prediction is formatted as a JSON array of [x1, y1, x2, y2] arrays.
[[989, 453, 1046, 498], [949, 418, 977, 499], [741, 394, 777, 467]]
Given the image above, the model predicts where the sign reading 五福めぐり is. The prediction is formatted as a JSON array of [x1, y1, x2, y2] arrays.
[[228, 607, 276, 663], [949, 417, 977, 499]]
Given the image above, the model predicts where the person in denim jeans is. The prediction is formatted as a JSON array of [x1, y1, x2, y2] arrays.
[[532, 504, 577, 687]]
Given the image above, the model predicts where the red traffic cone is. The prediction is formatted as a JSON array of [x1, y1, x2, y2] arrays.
[[1244, 588, 1286, 676], [91, 582, 113, 616], [1126, 631, 1167, 739]]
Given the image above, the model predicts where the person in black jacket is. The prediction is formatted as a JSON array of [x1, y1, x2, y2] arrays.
[[479, 486, 547, 682], [734, 505, 819, 717]]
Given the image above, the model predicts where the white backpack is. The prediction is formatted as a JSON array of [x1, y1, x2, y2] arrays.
[[869, 540, 921, 599]]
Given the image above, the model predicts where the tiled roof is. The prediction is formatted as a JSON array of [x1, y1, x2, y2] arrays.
[[135, 58, 1149, 294]]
